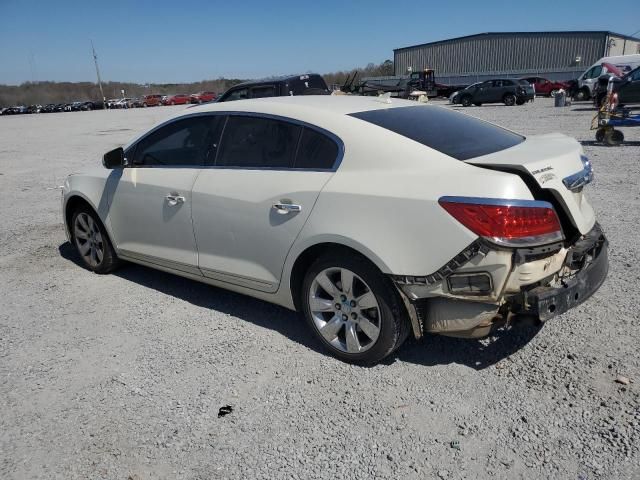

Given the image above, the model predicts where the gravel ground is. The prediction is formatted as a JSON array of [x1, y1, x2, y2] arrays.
[[1, 99, 639, 480]]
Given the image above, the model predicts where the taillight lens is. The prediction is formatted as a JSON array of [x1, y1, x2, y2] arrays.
[[439, 196, 563, 247]]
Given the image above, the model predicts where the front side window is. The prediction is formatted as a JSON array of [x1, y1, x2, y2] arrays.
[[585, 66, 603, 79], [216, 116, 301, 168], [133, 116, 223, 167], [222, 88, 249, 102]]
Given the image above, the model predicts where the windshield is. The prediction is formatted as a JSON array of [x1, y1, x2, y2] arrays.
[[349, 105, 524, 160]]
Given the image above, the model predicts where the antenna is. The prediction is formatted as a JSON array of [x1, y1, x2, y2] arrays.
[[91, 40, 106, 109]]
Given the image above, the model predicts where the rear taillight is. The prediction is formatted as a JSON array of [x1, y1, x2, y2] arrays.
[[439, 196, 564, 247]]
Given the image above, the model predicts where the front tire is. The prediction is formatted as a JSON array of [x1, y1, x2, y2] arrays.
[[460, 95, 472, 107], [71, 207, 120, 274], [301, 252, 410, 365]]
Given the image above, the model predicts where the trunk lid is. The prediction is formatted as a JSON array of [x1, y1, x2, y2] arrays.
[[467, 133, 596, 236]]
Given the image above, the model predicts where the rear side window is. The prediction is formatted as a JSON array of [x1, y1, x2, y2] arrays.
[[349, 105, 524, 161], [133, 116, 222, 166], [251, 86, 277, 98], [217, 116, 301, 168], [294, 128, 339, 169]]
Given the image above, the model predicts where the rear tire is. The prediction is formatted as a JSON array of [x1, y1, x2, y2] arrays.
[[301, 252, 410, 365], [71, 207, 121, 274], [604, 129, 624, 146], [575, 88, 590, 101], [550, 89, 559, 97], [503, 93, 516, 106]]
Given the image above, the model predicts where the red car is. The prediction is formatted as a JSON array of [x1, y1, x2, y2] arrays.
[[521, 77, 570, 97], [163, 94, 191, 105], [190, 91, 217, 104], [141, 94, 163, 107]]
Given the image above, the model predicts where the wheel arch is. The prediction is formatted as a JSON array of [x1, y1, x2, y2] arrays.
[[287, 240, 391, 312], [64, 194, 115, 248]]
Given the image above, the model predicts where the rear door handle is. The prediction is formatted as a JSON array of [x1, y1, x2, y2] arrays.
[[166, 193, 185, 206], [272, 203, 302, 215]]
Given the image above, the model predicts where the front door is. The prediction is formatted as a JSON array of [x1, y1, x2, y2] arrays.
[[107, 115, 221, 275], [620, 69, 640, 103], [191, 114, 340, 292]]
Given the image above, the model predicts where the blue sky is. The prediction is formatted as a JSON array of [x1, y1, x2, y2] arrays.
[[0, 0, 639, 85]]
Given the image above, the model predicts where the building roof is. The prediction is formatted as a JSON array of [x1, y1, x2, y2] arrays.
[[394, 31, 640, 52]]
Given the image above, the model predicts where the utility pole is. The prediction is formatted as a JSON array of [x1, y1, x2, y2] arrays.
[[91, 40, 106, 109]]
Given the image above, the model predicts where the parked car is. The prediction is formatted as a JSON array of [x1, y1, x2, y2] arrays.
[[574, 54, 640, 101], [113, 98, 132, 109], [106, 99, 121, 109], [40, 104, 54, 113], [450, 79, 534, 106], [449, 82, 482, 104], [163, 94, 191, 105], [521, 77, 569, 97], [62, 96, 608, 364], [27, 104, 43, 114], [141, 94, 163, 107], [128, 98, 144, 108], [2, 105, 28, 115], [190, 91, 217, 104], [216, 74, 330, 102], [601, 66, 640, 107]]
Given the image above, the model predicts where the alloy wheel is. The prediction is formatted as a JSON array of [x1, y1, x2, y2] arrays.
[[308, 267, 381, 354], [74, 212, 104, 267]]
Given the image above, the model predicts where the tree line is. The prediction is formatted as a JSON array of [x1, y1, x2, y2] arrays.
[[0, 60, 394, 106]]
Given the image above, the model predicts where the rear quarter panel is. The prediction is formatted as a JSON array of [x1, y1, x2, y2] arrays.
[[283, 122, 535, 278]]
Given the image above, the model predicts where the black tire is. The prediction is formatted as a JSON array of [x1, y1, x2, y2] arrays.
[[71, 206, 121, 274], [595, 128, 606, 143], [473, 102, 482, 106], [460, 95, 472, 107], [550, 89, 559, 97], [575, 88, 590, 101], [516, 98, 525, 105], [503, 93, 516, 106], [301, 252, 410, 365], [604, 129, 624, 146]]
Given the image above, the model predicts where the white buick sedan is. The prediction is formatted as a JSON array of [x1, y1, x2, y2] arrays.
[[62, 96, 608, 364]]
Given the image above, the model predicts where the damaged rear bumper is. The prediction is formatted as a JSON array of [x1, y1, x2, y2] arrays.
[[522, 226, 608, 321], [393, 224, 608, 338]]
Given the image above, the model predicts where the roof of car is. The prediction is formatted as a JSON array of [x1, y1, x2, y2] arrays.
[[233, 73, 324, 88], [185, 95, 416, 117]]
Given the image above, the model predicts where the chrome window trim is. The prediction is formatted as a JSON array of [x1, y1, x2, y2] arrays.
[[438, 196, 555, 210], [124, 111, 344, 172]]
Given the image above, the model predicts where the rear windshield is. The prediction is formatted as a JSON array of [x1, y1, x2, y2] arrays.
[[349, 105, 524, 160], [288, 75, 329, 95]]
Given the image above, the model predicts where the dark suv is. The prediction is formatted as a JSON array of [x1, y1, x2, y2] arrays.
[[217, 74, 330, 102], [452, 79, 534, 107]]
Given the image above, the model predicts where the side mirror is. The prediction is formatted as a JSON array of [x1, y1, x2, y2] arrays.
[[103, 147, 124, 169]]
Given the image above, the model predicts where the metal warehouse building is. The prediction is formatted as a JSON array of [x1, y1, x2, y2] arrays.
[[394, 31, 640, 84]]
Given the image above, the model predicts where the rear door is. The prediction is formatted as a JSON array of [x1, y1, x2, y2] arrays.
[[107, 115, 221, 274], [191, 114, 340, 292]]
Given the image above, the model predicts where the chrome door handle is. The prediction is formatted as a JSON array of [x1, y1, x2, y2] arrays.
[[166, 193, 185, 206], [272, 203, 302, 215]]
